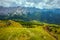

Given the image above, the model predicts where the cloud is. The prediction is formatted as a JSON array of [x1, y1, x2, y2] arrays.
[[24, 2, 35, 7], [0, 0, 60, 9]]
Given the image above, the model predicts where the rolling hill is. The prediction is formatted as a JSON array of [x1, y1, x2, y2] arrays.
[[0, 20, 60, 40]]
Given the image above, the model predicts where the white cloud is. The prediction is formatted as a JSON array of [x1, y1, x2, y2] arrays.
[[24, 2, 35, 7], [0, 0, 60, 9]]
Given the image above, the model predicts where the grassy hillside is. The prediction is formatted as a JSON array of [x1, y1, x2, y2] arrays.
[[0, 20, 60, 40]]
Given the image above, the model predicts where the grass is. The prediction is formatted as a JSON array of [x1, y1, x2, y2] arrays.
[[0, 20, 60, 40], [0, 27, 55, 40]]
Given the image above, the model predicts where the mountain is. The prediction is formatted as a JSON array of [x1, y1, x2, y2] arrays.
[[0, 6, 60, 24]]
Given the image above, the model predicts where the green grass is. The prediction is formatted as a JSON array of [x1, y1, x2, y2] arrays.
[[0, 27, 56, 40], [0, 20, 60, 40]]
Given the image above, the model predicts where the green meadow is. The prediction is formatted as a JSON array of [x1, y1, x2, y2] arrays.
[[0, 20, 60, 40]]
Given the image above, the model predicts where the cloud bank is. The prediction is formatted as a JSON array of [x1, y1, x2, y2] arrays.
[[0, 0, 60, 9]]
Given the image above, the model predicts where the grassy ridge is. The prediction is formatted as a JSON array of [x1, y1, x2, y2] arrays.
[[0, 27, 55, 40], [0, 20, 60, 40]]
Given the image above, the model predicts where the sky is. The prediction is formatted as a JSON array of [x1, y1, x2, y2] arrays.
[[0, 0, 60, 9]]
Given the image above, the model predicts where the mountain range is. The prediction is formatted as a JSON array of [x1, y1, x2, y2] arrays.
[[0, 6, 60, 24]]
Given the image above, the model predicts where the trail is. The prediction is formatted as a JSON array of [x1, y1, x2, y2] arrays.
[[43, 27, 58, 40]]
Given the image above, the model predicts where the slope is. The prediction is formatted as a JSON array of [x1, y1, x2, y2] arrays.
[[0, 20, 60, 40]]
